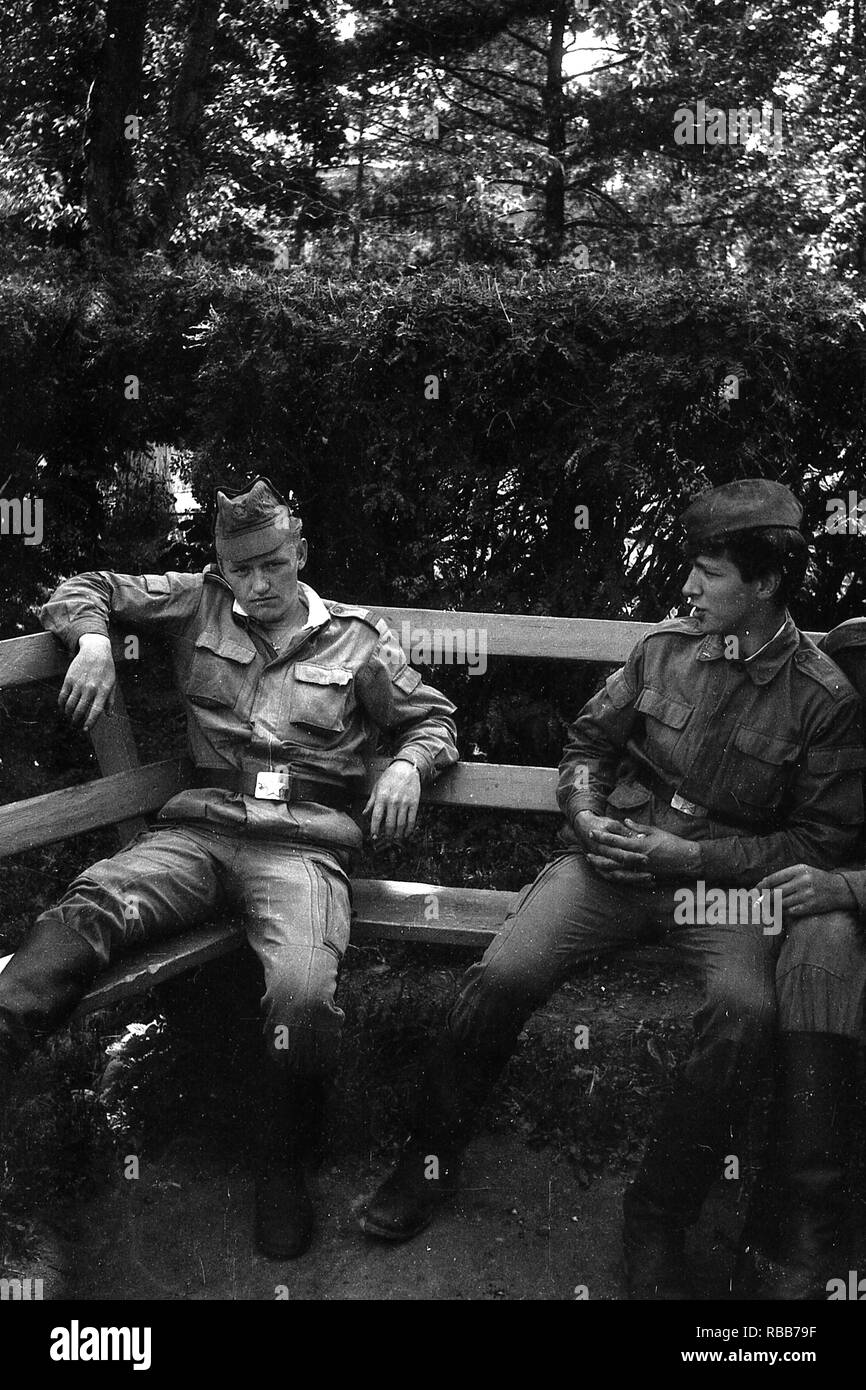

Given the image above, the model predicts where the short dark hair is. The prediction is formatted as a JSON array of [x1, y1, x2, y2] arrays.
[[685, 526, 808, 607]]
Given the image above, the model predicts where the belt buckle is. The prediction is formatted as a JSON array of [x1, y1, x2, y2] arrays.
[[670, 792, 705, 817], [254, 769, 292, 802]]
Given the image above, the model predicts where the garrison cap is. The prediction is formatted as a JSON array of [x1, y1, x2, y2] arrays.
[[680, 478, 803, 545], [214, 476, 302, 563]]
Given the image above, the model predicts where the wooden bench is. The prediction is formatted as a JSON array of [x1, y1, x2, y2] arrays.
[[0, 609, 828, 1020]]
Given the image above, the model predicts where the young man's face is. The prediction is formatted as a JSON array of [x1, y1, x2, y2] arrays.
[[219, 536, 307, 626], [681, 550, 779, 637]]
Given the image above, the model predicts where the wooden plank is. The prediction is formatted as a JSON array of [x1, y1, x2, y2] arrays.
[[68, 923, 247, 1015], [0, 629, 152, 843], [350, 879, 514, 946], [370, 757, 558, 811], [0, 631, 68, 686], [380, 608, 656, 664], [0, 757, 190, 859], [0, 760, 560, 859], [376, 607, 828, 665], [0, 616, 831, 688], [67, 881, 516, 1015], [0, 631, 138, 690], [2, 615, 637, 685], [88, 686, 149, 845]]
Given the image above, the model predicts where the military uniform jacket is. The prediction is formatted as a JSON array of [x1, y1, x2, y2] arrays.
[[557, 615, 865, 887], [39, 566, 459, 856]]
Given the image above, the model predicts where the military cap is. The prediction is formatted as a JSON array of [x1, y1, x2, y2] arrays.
[[680, 478, 803, 544], [214, 476, 302, 563]]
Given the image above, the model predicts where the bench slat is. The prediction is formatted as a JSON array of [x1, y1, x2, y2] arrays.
[[0, 631, 68, 686], [0, 757, 191, 858], [1, 617, 634, 686], [377, 609, 658, 663], [420, 761, 558, 810], [2, 618, 828, 689], [0, 759, 561, 858], [87, 684, 149, 844], [66, 881, 517, 1015]]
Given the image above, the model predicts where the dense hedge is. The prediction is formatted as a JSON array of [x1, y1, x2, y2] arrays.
[[2, 255, 864, 635]]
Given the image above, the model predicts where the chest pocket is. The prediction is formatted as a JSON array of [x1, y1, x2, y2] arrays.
[[724, 725, 799, 808], [634, 686, 694, 766], [290, 663, 353, 733], [184, 630, 256, 711]]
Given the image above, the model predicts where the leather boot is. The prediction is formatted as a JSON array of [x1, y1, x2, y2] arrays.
[[359, 1140, 462, 1242], [624, 1076, 743, 1300], [360, 1034, 511, 1241], [0, 918, 101, 1055], [253, 1068, 324, 1260], [736, 1032, 856, 1301]]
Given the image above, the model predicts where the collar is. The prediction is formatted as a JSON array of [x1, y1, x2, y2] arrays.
[[696, 612, 798, 685], [231, 581, 329, 632]]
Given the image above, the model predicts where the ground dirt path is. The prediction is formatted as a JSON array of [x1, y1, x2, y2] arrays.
[[68, 1133, 742, 1301]]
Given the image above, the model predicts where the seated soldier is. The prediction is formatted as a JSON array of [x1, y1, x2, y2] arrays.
[[0, 476, 458, 1260], [736, 616, 866, 1300], [359, 478, 866, 1301]]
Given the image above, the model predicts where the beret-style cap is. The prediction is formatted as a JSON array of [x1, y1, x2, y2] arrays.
[[680, 478, 803, 544]]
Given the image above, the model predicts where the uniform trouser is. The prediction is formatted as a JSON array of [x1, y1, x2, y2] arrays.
[[775, 910, 866, 1037], [2, 823, 353, 1078], [445, 850, 779, 1221], [449, 850, 778, 1092]]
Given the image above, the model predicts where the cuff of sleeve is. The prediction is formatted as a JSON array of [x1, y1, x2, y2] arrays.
[[837, 869, 866, 917], [64, 621, 111, 652], [562, 790, 608, 820], [391, 750, 430, 780]]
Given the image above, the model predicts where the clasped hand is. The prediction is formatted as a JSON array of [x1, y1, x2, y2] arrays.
[[575, 811, 697, 883]]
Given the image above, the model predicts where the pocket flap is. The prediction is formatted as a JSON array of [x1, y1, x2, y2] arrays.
[[734, 726, 798, 764], [635, 686, 693, 729], [294, 663, 353, 686], [194, 630, 256, 664]]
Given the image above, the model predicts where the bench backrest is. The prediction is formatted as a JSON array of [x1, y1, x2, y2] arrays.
[[0, 608, 827, 860]]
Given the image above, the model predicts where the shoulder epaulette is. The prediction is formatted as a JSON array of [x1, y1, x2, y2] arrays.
[[325, 600, 390, 638], [793, 633, 859, 700]]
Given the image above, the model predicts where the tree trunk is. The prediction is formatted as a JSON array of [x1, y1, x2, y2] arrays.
[[350, 93, 368, 268], [83, 0, 150, 253], [540, 0, 567, 262], [146, 0, 221, 249]]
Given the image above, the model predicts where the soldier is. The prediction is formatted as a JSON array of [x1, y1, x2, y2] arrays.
[[736, 617, 866, 1299], [0, 476, 458, 1259], [360, 478, 866, 1300]]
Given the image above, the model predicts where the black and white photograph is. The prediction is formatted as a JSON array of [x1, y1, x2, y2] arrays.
[[0, 0, 865, 1360]]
